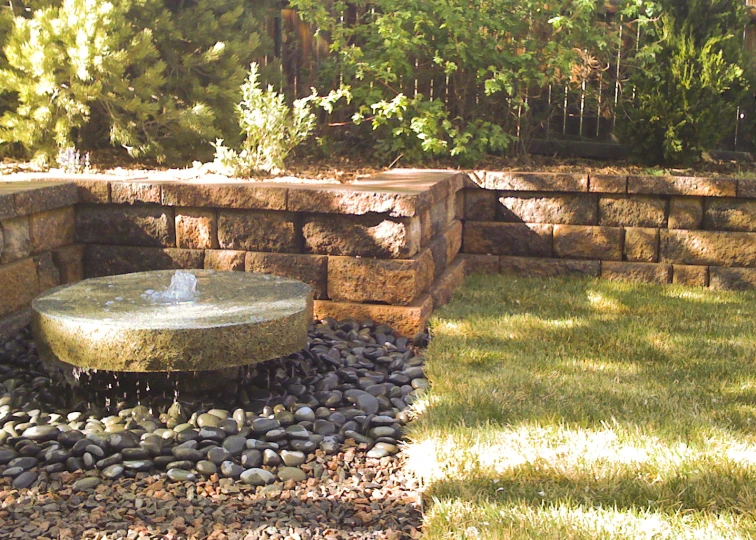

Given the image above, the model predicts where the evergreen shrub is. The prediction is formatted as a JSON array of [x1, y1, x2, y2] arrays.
[[0, 0, 271, 165], [616, 0, 751, 165]]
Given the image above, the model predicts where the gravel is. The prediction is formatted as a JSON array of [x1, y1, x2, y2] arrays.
[[0, 318, 428, 538]]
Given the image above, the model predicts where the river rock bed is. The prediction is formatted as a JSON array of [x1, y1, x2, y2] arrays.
[[0, 319, 429, 538]]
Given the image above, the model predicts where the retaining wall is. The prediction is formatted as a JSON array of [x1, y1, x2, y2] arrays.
[[5, 169, 756, 340], [0, 182, 83, 338], [462, 172, 756, 289]]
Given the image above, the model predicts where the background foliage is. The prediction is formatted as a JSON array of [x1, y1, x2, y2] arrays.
[[0, 0, 753, 167]]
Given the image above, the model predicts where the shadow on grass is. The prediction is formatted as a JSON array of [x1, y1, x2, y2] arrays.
[[418, 275, 756, 438], [413, 275, 756, 529]]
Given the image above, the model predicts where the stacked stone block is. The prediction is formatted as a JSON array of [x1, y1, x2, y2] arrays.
[[462, 172, 756, 290], [72, 171, 467, 335], [0, 182, 83, 339]]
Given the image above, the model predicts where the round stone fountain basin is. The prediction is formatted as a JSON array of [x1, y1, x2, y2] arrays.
[[31, 270, 313, 374]]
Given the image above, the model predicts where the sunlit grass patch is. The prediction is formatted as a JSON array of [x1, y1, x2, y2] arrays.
[[409, 275, 756, 539]]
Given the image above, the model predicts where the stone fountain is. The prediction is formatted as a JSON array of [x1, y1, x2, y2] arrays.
[[30, 270, 313, 393]]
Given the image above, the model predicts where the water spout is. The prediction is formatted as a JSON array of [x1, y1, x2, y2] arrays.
[[142, 270, 199, 304]]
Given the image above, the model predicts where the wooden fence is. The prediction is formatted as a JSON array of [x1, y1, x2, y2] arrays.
[[264, 2, 756, 155]]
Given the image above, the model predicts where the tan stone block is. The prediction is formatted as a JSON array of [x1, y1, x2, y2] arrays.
[[419, 209, 433, 246], [75, 205, 174, 247], [428, 221, 463, 278], [660, 230, 756, 266], [51, 244, 84, 284], [601, 262, 671, 284], [553, 225, 622, 261], [709, 267, 756, 290], [599, 196, 666, 227], [461, 254, 500, 275], [84, 245, 204, 278], [737, 178, 756, 198], [246, 252, 328, 300], [33, 252, 61, 291], [111, 182, 162, 204], [430, 257, 466, 308], [0, 192, 16, 220], [463, 222, 553, 257], [287, 185, 425, 217], [499, 256, 600, 278], [429, 197, 455, 237], [0, 216, 30, 264], [703, 199, 756, 232], [481, 172, 588, 192], [589, 174, 627, 193], [672, 265, 708, 287], [204, 250, 246, 271], [313, 295, 433, 337], [327, 249, 434, 306], [176, 209, 217, 249], [13, 182, 78, 215], [464, 189, 497, 221], [73, 180, 110, 203], [217, 210, 298, 253], [0, 258, 38, 317], [498, 194, 597, 225], [302, 214, 420, 258], [455, 190, 465, 221], [162, 183, 288, 211], [668, 197, 703, 229], [31, 207, 75, 253], [624, 228, 659, 263], [627, 175, 736, 197]]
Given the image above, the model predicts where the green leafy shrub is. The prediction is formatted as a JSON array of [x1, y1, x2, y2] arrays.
[[616, 0, 750, 165], [211, 63, 348, 175], [0, 0, 271, 165], [289, 0, 611, 163]]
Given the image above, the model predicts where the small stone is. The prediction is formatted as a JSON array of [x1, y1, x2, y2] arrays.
[[109, 432, 139, 451], [290, 440, 317, 453], [285, 425, 310, 440], [172, 448, 204, 462], [319, 436, 339, 455], [198, 427, 226, 442], [368, 426, 397, 439], [240, 468, 275, 486], [12, 470, 37, 489], [8, 456, 37, 470], [2, 467, 23, 478], [207, 447, 231, 465], [197, 414, 222, 428], [412, 378, 430, 390], [313, 420, 336, 436], [84, 444, 105, 459], [277, 467, 306, 482], [0, 449, 18, 465], [167, 468, 196, 482], [73, 477, 101, 491], [294, 407, 315, 423], [280, 450, 306, 467], [262, 448, 280, 466], [356, 394, 379, 415], [221, 435, 246, 456], [196, 460, 217, 476], [240, 449, 262, 468], [250, 418, 280, 435], [220, 460, 244, 479], [123, 460, 153, 472], [22, 425, 59, 442], [102, 464, 124, 479]]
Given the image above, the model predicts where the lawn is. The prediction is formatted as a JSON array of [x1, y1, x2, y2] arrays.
[[408, 275, 756, 539]]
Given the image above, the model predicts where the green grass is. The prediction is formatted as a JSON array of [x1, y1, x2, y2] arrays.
[[408, 275, 756, 539]]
